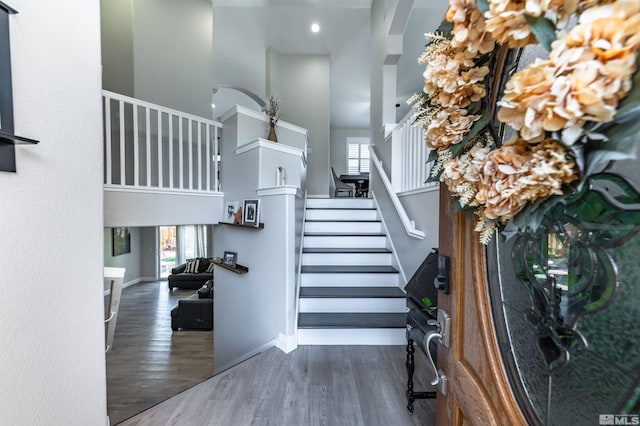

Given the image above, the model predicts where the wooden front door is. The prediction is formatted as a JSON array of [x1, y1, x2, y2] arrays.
[[435, 186, 527, 425]]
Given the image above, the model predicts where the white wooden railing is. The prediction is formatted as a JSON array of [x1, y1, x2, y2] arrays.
[[370, 146, 425, 239], [390, 110, 438, 194], [103, 90, 222, 193]]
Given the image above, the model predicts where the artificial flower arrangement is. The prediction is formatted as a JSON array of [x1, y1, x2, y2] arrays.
[[409, 0, 640, 244]]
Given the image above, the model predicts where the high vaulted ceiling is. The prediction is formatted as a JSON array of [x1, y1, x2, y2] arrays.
[[211, 0, 448, 128]]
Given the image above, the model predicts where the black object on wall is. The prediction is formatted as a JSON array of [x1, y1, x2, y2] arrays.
[[0, 3, 39, 173]]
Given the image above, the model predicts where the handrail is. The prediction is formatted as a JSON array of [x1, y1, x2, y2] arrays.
[[369, 146, 425, 239], [102, 90, 222, 127]]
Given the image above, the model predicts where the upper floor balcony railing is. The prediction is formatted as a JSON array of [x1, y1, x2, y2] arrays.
[[390, 110, 438, 195], [103, 90, 222, 194]]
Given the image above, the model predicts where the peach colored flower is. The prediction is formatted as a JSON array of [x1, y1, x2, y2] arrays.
[[425, 107, 482, 149], [446, 0, 495, 56], [498, 0, 640, 140], [474, 137, 578, 225], [485, 0, 579, 48]]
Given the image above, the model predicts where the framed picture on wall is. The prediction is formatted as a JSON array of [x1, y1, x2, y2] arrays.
[[223, 201, 240, 224], [223, 251, 237, 268], [112, 227, 131, 256], [242, 199, 260, 227]]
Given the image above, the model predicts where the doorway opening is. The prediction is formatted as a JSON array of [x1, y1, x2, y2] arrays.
[[159, 226, 176, 278]]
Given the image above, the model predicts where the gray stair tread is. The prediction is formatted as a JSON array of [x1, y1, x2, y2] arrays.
[[298, 313, 406, 329], [304, 232, 386, 237], [300, 287, 405, 298], [303, 248, 391, 254], [301, 265, 398, 274]]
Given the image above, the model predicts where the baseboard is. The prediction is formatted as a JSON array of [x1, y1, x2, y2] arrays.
[[213, 339, 278, 375], [307, 194, 330, 198], [104, 276, 156, 296], [276, 333, 298, 353]]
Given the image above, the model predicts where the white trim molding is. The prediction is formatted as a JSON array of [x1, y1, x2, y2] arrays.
[[104, 186, 224, 198], [277, 333, 298, 354], [235, 138, 305, 160], [220, 104, 308, 137], [256, 185, 303, 198]]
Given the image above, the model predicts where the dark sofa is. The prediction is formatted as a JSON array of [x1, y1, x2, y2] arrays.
[[167, 258, 213, 291], [171, 280, 213, 331]]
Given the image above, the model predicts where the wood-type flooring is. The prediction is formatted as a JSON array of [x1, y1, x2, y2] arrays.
[[120, 345, 436, 426], [106, 281, 214, 425]]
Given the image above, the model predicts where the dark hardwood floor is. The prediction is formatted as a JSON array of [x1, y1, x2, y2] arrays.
[[120, 345, 437, 426], [106, 281, 214, 425]]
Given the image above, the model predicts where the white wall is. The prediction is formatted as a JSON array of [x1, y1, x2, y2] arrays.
[[275, 54, 330, 196], [100, 0, 134, 96], [103, 227, 158, 289], [0, 0, 107, 424], [330, 128, 370, 177], [131, 0, 215, 118], [370, 0, 386, 149], [371, 172, 440, 282], [104, 191, 224, 228]]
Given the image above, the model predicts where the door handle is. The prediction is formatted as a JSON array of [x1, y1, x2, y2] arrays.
[[423, 330, 448, 395], [423, 308, 451, 395]]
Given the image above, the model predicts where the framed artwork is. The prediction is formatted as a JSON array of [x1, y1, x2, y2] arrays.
[[242, 199, 260, 227], [223, 251, 237, 268], [223, 201, 240, 223], [112, 227, 131, 256]]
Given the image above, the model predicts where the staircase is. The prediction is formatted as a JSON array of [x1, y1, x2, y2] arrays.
[[297, 197, 406, 345]]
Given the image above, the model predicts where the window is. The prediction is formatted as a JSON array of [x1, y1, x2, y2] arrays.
[[347, 137, 370, 175]]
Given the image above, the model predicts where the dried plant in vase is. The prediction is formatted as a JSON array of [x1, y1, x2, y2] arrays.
[[266, 96, 281, 142]]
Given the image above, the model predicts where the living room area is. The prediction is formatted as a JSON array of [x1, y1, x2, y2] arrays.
[[104, 225, 217, 424]]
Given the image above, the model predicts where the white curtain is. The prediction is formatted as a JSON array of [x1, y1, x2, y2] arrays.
[[194, 225, 206, 258], [176, 226, 188, 265], [176, 225, 208, 265]]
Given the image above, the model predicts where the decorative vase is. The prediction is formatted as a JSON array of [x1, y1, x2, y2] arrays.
[[267, 123, 278, 142]]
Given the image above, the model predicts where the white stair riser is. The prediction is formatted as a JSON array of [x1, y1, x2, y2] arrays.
[[306, 198, 374, 209], [305, 221, 382, 234], [299, 298, 406, 313], [302, 252, 392, 265], [306, 209, 378, 221], [303, 235, 387, 249], [301, 272, 398, 287], [297, 328, 406, 345]]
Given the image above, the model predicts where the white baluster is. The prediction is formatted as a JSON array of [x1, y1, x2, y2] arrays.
[[133, 105, 139, 187], [119, 100, 125, 186], [104, 95, 112, 185]]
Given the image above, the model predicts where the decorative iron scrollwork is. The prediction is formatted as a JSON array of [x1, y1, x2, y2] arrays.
[[512, 173, 640, 372]]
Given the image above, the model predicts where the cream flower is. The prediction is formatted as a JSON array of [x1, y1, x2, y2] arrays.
[[485, 0, 579, 48], [498, 0, 640, 140], [425, 107, 482, 149], [446, 0, 495, 56], [474, 137, 578, 225]]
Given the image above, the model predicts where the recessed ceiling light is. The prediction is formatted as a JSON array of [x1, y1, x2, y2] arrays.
[[211, 103, 216, 109], [311, 23, 320, 33]]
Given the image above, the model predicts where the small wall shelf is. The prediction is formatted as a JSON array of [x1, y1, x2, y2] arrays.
[[214, 263, 249, 274], [217, 222, 264, 230], [0, 131, 39, 145]]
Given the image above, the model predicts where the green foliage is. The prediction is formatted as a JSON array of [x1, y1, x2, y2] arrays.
[[523, 14, 557, 51], [475, 0, 490, 15], [435, 19, 454, 39], [585, 117, 640, 176]]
